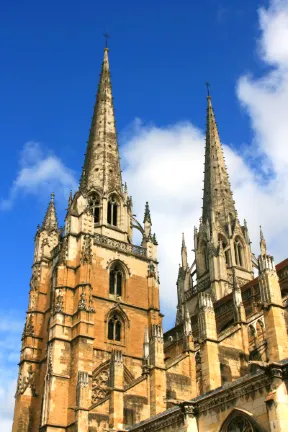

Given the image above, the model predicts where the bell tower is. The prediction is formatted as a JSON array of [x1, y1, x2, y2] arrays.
[[12, 46, 163, 432]]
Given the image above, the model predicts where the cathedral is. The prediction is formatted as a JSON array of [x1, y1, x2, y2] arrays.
[[12, 46, 288, 432]]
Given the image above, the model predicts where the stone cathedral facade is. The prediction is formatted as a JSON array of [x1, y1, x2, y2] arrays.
[[12, 47, 288, 432]]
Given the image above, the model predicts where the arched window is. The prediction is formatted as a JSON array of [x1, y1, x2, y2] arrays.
[[227, 416, 255, 432], [220, 410, 264, 432], [88, 193, 101, 224], [109, 265, 123, 297], [108, 314, 121, 341], [256, 320, 265, 343], [107, 195, 118, 226], [248, 325, 256, 347], [234, 238, 244, 267], [219, 235, 231, 267]]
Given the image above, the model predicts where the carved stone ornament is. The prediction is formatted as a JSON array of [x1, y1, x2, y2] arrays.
[[28, 292, 37, 311], [81, 235, 93, 264], [92, 368, 110, 404], [78, 288, 95, 313], [16, 365, 37, 397], [47, 347, 53, 378], [148, 261, 156, 278], [58, 237, 68, 265], [197, 374, 271, 414], [22, 315, 35, 340], [30, 265, 41, 291], [52, 289, 64, 315]]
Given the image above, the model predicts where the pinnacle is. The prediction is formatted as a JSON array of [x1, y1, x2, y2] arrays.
[[42, 193, 58, 231], [143, 202, 152, 225], [68, 190, 73, 208], [181, 232, 187, 250], [260, 225, 267, 256]]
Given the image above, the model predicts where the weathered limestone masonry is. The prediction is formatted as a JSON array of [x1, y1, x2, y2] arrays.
[[12, 47, 163, 432], [129, 93, 288, 431], [12, 45, 288, 432]]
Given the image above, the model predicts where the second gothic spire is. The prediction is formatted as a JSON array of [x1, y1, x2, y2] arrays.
[[80, 48, 122, 194], [202, 95, 237, 226]]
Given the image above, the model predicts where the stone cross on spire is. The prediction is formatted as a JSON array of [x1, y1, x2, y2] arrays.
[[202, 94, 236, 227], [80, 47, 122, 194]]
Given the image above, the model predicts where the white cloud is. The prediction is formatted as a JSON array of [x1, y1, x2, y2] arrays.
[[0, 311, 23, 431], [0, 142, 77, 210], [121, 0, 288, 329]]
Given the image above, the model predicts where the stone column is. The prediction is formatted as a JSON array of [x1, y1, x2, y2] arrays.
[[149, 324, 167, 415], [197, 293, 221, 393], [109, 350, 124, 430], [258, 254, 288, 362]]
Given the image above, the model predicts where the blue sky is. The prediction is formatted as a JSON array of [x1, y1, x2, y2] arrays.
[[0, 0, 263, 310], [2, 0, 288, 428]]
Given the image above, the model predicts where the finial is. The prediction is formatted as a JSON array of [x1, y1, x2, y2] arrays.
[[206, 82, 211, 98], [50, 192, 55, 202], [104, 32, 110, 49]]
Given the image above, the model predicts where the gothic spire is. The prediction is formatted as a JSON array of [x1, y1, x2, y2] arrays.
[[80, 47, 122, 194], [42, 193, 58, 231], [260, 226, 267, 256], [202, 95, 236, 226]]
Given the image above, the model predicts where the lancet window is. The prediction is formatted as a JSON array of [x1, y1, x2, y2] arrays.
[[108, 314, 122, 341], [219, 234, 231, 267], [234, 238, 243, 267], [107, 195, 118, 226], [88, 193, 101, 224], [109, 265, 123, 297]]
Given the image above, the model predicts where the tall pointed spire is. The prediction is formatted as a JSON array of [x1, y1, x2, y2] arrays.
[[42, 193, 58, 231], [80, 47, 122, 194], [202, 94, 236, 226], [260, 225, 267, 256]]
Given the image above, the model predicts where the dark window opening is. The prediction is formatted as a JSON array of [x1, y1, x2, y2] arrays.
[[94, 207, 100, 224], [108, 319, 114, 340], [108, 315, 122, 342], [225, 250, 231, 266], [116, 272, 122, 296], [235, 241, 243, 267], [107, 202, 112, 224], [88, 193, 100, 224], [109, 266, 123, 297], [107, 196, 118, 226]]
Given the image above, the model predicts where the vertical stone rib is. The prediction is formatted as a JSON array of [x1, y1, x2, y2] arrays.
[[80, 48, 122, 194], [202, 96, 236, 226]]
